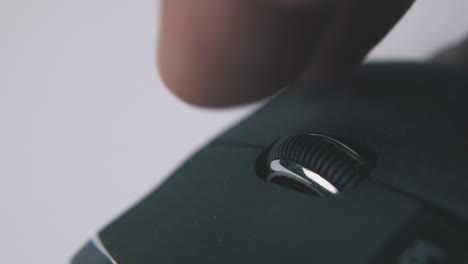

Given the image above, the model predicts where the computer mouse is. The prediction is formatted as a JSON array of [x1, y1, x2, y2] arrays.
[[72, 63, 468, 264]]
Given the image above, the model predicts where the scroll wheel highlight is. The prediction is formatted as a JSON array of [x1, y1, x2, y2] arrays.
[[266, 134, 372, 196]]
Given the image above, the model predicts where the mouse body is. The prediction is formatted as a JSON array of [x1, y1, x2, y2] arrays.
[[72, 63, 468, 264]]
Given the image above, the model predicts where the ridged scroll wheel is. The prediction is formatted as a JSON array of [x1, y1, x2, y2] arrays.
[[266, 134, 372, 196]]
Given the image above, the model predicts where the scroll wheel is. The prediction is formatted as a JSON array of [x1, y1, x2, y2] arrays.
[[266, 134, 372, 196]]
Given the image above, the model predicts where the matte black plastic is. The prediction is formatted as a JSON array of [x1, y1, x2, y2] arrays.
[[72, 63, 468, 264], [216, 63, 468, 218], [99, 146, 420, 263]]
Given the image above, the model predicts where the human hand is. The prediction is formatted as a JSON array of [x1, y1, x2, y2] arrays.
[[157, 0, 414, 107]]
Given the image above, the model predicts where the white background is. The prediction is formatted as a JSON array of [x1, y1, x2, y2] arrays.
[[1, 1, 467, 263]]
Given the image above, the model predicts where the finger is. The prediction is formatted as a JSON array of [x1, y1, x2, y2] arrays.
[[157, 0, 338, 107], [157, 0, 414, 107], [298, 0, 415, 83]]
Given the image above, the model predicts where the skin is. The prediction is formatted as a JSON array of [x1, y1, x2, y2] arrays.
[[157, 0, 415, 107]]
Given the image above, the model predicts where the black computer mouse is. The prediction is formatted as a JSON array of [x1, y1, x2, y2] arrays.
[[72, 63, 468, 264]]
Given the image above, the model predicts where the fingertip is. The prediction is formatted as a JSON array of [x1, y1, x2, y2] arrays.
[[157, 54, 285, 108], [157, 0, 335, 107]]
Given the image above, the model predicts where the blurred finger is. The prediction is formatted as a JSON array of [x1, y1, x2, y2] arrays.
[[158, 0, 338, 107], [157, 0, 414, 107], [298, 0, 415, 83]]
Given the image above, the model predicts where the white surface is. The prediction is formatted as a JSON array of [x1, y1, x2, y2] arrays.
[[1, 1, 467, 263]]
